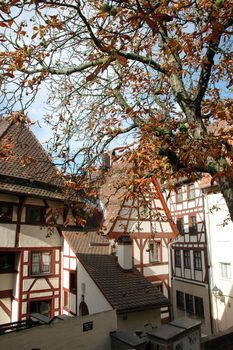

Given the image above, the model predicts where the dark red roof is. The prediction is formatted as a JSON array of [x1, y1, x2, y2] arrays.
[[62, 229, 110, 255], [0, 119, 64, 199], [78, 253, 169, 313]]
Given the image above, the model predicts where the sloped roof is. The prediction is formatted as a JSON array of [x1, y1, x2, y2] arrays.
[[99, 163, 128, 235], [78, 253, 169, 313], [62, 229, 110, 255], [0, 119, 64, 199]]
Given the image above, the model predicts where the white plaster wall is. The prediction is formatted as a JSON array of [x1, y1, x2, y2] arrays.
[[77, 260, 112, 315], [63, 239, 70, 255], [204, 191, 233, 333], [29, 291, 53, 299], [0, 310, 117, 350], [19, 225, 62, 247], [63, 270, 69, 289], [0, 224, 16, 247], [117, 244, 132, 270], [0, 273, 16, 291], [133, 242, 140, 264], [144, 265, 168, 277], [25, 198, 44, 206], [117, 308, 161, 332], [11, 299, 18, 322], [172, 279, 211, 336], [0, 298, 11, 324]]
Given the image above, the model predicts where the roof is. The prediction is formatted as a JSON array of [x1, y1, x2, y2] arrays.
[[78, 253, 169, 313], [62, 229, 110, 255], [99, 162, 128, 235], [0, 119, 64, 199]]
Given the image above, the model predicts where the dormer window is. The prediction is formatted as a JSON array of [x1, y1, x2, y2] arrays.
[[26, 206, 45, 224], [149, 242, 160, 263], [0, 202, 13, 223], [177, 187, 183, 203]]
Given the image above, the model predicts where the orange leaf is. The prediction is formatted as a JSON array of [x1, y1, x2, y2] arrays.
[[115, 54, 128, 67], [152, 13, 173, 22], [0, 22, 8, 28]]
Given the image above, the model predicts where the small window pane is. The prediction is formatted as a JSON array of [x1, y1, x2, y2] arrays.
[[185, 293, 194, 313], [187, 184, 195, 200], [195, 296, 204, 318], [176, 291, 184, 310], [26, 207, 45, 224], [149, 242, 160, 263], [0, 203, 12, 223], [184, 250, 190, 269], [175, 250, 181, 267], [220, 263, 231, 280]]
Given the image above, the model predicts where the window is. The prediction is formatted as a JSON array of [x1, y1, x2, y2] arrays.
[[70, 271, 77, 294], [177, 187, 183, 203], [30, 299, 51, 317], [0, 252, 15, 272], [0, 202, 13, 223], [195, 296, 204, 318], [220, 262, 231, 280], [189, 216, 197, 234], [26, 206, 45, 224], [185, 293, 194, 313], [31, 251, 52, 275], [176, 218, 185, 235], [175, 250, 181, 267], [176, 291, 184, 310], [149, 242, 160, 263], [184, 250, 191, 269], [194, 251, 202, 270], [187, 184, 195, 200]]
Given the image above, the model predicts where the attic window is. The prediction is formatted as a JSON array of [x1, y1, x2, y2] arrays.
[[26, 206, 45, 224], [0, 202, 13, 223]]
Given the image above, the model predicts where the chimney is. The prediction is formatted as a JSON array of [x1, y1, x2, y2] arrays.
[[116, 235, 133, 270], [102, 152, 111, 170]]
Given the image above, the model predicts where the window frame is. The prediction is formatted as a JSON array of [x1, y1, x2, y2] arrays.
[[70, 270, 77, 294], [189, 215, 197, 234], [0, 202, 13, 223], [149, 241, 161, 263], [220, 262, 231, 280], [176, 187, 183, 203], [183, 250, 191, 269], [194, 296, 204, 318], [30, 250, 53, 276], [185, 293, 194, 314], [176, 291, 184, 310], [194, 251, 202, 271], [175, 250, 181, 268], [25, 205, 46, 225], [0, 252, 15, 273], [176, 217, 185, 235], [187, 183, 195, 200], [29, 299, 51, 317]]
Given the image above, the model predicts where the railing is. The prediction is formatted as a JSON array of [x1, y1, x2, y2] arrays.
[[0, 318, 40, 335]]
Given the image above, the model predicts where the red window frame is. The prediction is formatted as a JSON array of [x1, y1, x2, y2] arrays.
[[30, 250, 53, 276]]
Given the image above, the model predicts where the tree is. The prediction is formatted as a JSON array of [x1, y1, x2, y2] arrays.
[[0, 0, 232, 219]]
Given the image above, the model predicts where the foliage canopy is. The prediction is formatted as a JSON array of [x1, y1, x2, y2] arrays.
[[0, 0, 232, 218]]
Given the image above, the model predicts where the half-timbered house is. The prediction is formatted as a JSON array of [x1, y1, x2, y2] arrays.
[[61, 229, 169, 331], [0, 119, 66, 324], [98, 162, 178, 323], [168, 180, 212, 335]]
